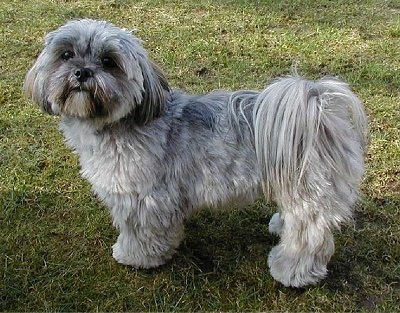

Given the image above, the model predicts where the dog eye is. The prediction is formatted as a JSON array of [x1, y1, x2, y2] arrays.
[[102, 56, 117, 68], [61, 51, 74, 61]]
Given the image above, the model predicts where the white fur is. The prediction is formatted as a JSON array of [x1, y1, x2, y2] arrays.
[[24, 19, 368, 287]]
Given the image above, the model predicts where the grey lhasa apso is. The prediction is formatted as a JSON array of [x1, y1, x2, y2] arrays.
[[24, 19, 368, 287]]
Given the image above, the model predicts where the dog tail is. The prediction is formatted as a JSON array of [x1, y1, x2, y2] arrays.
[[253, 75, 368, 208]]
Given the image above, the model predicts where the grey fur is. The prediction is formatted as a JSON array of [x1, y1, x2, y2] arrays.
[[24, 19, 368, 287]]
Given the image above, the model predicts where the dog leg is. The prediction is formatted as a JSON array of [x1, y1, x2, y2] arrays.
[[112, 221, 184, 269], [268, 212, 284, 236], [268, 209, 335, 288]]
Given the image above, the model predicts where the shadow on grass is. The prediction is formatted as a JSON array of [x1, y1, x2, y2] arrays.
[[325, 195, 400, 308], [178, 195, 400, 308], [2, 185, 399, 310], [182, 204, 276, 272]]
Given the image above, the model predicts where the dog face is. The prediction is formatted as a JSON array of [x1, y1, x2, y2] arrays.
[[24, 19, 169, 125]]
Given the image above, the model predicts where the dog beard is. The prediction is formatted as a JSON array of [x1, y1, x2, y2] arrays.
[[24, 19, 368, 288], [45, 66, 142, 119]]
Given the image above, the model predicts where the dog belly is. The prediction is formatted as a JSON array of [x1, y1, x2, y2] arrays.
[[203, 185, 262, 211], [187, 167, 262, 211]]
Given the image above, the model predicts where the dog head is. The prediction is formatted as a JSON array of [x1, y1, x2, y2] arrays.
[[24, 19, 169, 125]]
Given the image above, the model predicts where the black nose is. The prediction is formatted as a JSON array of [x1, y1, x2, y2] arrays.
[[74, 67, 94, 82]]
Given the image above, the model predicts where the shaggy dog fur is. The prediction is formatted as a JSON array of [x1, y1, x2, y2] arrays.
[[24, 19, 368, 287]]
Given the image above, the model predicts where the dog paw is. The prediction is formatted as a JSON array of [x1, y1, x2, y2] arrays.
[[268, 245, 327, 288], [268, 213, 284, 236], [112, 242, 168, 269]]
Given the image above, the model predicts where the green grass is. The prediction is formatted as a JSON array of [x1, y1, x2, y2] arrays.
[[1, 0, 399, 311]]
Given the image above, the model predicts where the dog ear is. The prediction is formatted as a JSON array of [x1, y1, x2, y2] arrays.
[[24, 59, 38, 100], [24, 49, 53, 114], [134, 58, 170, 125], [23, 31, 58, 114]]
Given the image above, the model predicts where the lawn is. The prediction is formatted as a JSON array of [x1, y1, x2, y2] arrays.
[[1, 0, 399, 311]]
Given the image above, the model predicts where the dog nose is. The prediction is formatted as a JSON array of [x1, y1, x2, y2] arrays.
[[74, 67, 94, 82]]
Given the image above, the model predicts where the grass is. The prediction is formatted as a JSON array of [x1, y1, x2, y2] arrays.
[[1, 0, 399, 311]]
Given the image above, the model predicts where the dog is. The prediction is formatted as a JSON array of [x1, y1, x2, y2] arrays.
[[24, 19, 368, 287]]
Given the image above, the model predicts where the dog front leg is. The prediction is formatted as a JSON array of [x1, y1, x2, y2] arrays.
[[104, 192, 185, 269], [112, 220, 184, 269]]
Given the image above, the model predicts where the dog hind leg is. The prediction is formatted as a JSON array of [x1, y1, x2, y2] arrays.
[[267, 200, 336, 287], [268, 212, 284, 236], [268, 163, 364, 288]]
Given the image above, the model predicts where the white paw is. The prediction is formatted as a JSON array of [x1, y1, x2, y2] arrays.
[[268, 245, 327, 288], [112, 242, 167, 269], [268, 213, 284, 235]]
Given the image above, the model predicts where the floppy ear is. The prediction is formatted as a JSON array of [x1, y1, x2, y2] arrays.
[[23, 32, 57, 114], [24, 60, 39, 99], [23, 50, 53, 113], [134, 58, 170, 125], [116, 28, 170, 124]]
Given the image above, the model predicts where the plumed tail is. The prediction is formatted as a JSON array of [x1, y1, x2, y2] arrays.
[[253, 76, 368, 203]]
